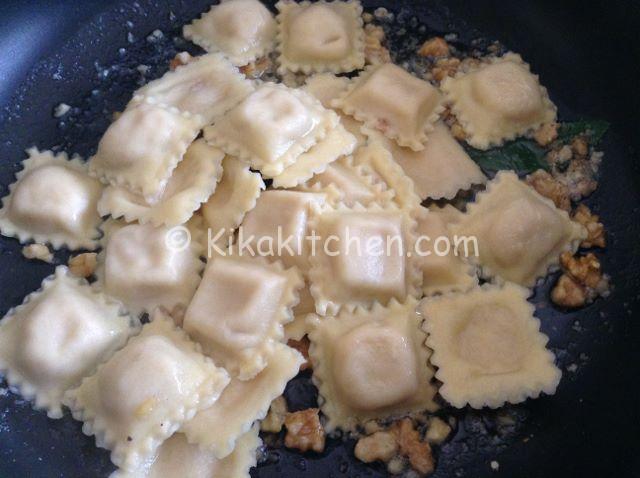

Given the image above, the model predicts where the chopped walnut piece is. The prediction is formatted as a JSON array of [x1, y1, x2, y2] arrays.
[[450, 122, 466, 141], [425, 417, 451, 445], [284, 408, 325, 453], [169, 51, 194, 70], [572, 204, 606, 248], [22, 244, 53, 263], [363, 420, 384, 435], [552, 252, 610, 308], [431, 57, 460, 83], [525, 169, 571, 211], [571, 136, 589, 157], [287, 336, 310, 371], [394, 419, 435, 476], [239, 56, 272, 79], [261, 395, 288, 433], [418, 37, 450, 58], [364, 24, 391, 65], [68, 252, 98, 278], [532, 122, 559, 146], [355, 431, 399, 463]]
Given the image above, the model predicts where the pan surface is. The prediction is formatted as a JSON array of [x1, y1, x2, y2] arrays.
[[0, 1, 638, 477]]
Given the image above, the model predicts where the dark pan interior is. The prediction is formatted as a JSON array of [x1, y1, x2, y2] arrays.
[[0, 1, 638, 477]]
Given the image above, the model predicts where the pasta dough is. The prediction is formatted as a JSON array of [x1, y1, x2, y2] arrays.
[[182, 252, 303, 380], [276, 0, 365, 74], [0, 148, 103, 250], [182, 343, 303, 457], [98, 139, 224, 226], [0, 267, 139, 419], [89, 99, 201, 200], [420, 283, 562, 408], [367, 122, 487, 200], [441, 53, 557, 149], [308, 299, 438, 432], [95, 220, 204, 316], [64, 309, 230, 472], [307, 202, 421, 316], [204, 83, 339, 177], [451, 171, 586, 287], [133, 53, 254, 125], [183, 0, 277, 66], [334, 63, 443, 150]]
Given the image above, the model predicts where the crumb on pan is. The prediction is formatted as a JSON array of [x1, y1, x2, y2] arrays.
[[22, 244, 53, 263], [67, 252, 98, 278], [284, 408, 326, 453], [261, 395, 288, 433]]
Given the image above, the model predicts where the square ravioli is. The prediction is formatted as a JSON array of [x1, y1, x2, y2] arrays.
[[95, 220, 204, 316], [441, 53, 557, 149], [204, 82, 339, 177], [415, 205, 478, 296], [308, 299, 438, 432], [241, 189, 336, 271], [276, 0, 365, 74], [182, 252, 303, 380], [64, 309, 230, 472], [0, 148, 103, 250], [334, 63, 443, 150], [366, 122, 487, 200], [451, 171, 586, 287], [89, 98, 201, 200], [0, 266, 139, 419], [184, 0, 276, 66], [307, 202, 421, 316], [134, 53, 254, 125], [201, 156, 265, 241], [420, 283, 562, 408], [98, 139, 224, 227], [182, 343, 303, 457], [112, 427, 260, 478]]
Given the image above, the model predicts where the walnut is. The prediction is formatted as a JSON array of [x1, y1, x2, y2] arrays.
[[532, 122, 559, 146], [284, 408, 325, 453], [571, 136, 589, 157], [418, 37, 450, 58], [364, 24, 391, 65], [551, 274, 587, 308], [431, 57, 460, 83], [68, 252, 98, 278], [425, 417, 451, 445], [560, 252, 603, 289], [261, 395, 288, 433], [22, 244, 53, 263], [287, 336, 311, 371], [394, 419, 435, 476], [169, 51, 194, 70], [525, 169, 571, 211], [552, 252, 610, 308], [572, 204, 605, 248], [239, 56, 272, 79], [355, 431, 398, 463]]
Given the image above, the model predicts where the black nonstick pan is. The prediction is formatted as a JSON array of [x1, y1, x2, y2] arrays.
[[0, 0, 638, 477]]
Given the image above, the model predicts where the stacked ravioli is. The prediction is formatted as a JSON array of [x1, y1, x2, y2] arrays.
[[0, 0, 587, 476]]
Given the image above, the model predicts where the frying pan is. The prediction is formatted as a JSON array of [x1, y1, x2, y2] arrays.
[[0, 0, 638, 477]]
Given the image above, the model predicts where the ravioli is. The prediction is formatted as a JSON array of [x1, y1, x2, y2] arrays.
[[308, 299, 438, 432], [204, 83, 339, 177], [98, 139, 224, 226], [451, 171, 586, 287], [64, 310, 230, 472], [421, 283, 562, 408], [182, 343, 303, 457], [95, 220, 204, 316], [182, 252, 303, 380], [0, 148, 103, 250], [183, 0, 277, 66], [276, 0, 365, 74], [441, 53, 557, 149], [307, 202, 421, 316], [0, 267, 139, 419], [334, 63, 443, 150], [89, 99, 201, 200]]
